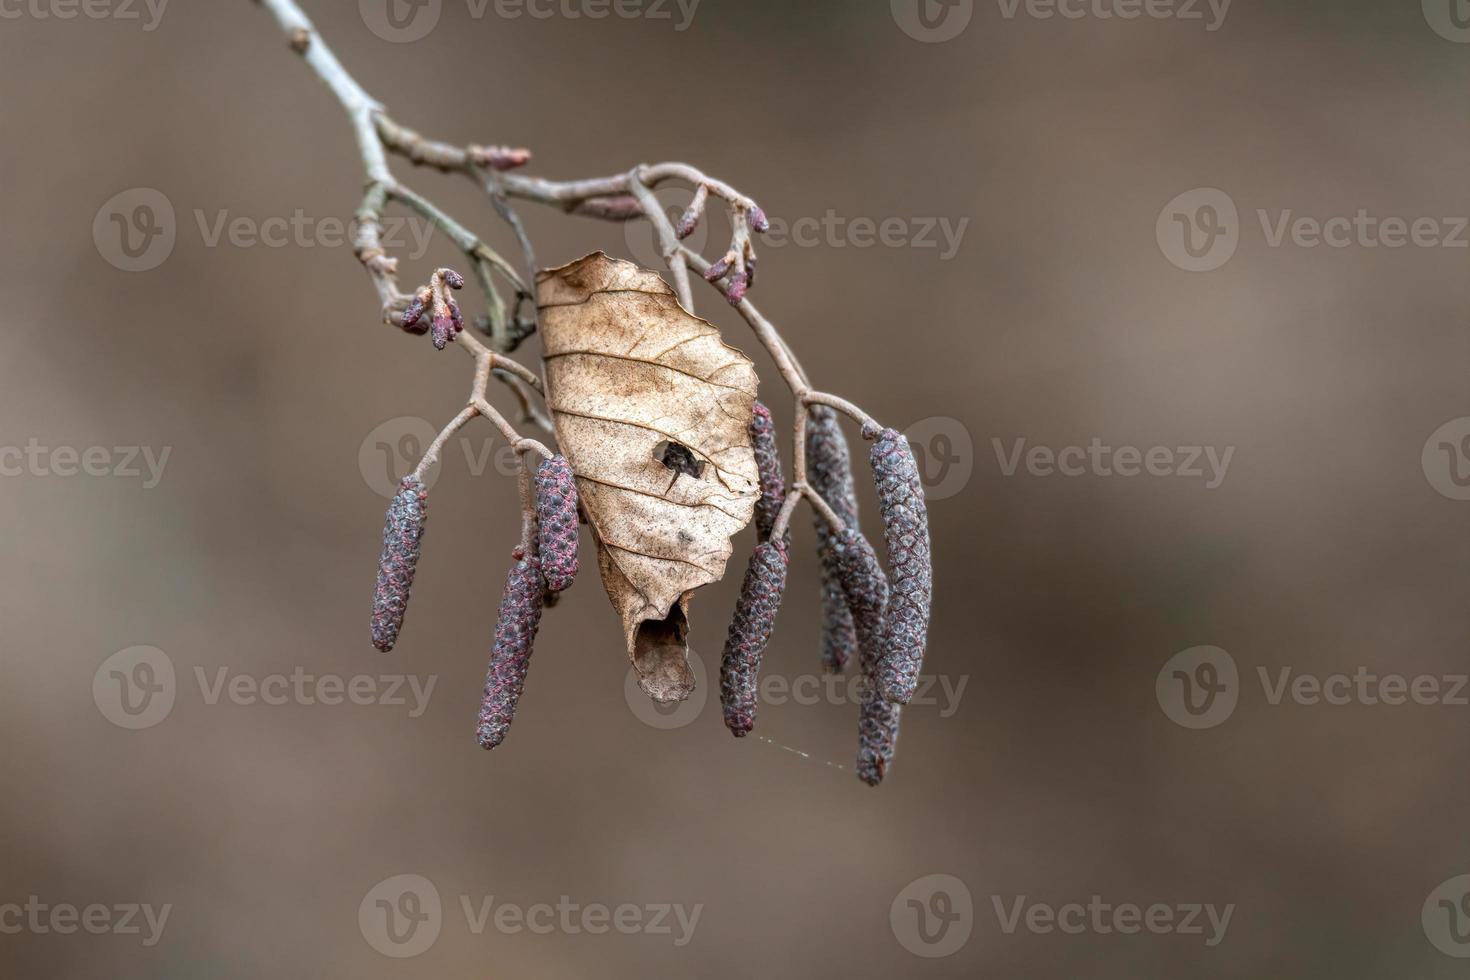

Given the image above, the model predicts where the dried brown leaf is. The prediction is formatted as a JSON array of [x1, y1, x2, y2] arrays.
[[538, 253, 760, 703]]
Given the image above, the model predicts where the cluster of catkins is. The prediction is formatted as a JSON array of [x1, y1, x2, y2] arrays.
[[370, 455, 581, 749], [398, 269, 467, 350], [718, 403, 933, 786]]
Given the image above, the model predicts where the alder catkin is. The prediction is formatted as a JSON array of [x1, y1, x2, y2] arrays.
[[749, 402, 785, 542], [869, 427, 933, 705], [719, 539, 790, 737], [476, 556, 547, 750], [806, 407, 861, 672], [829, 528, 900, 786], [534, 455, 580, 593], [371, 475, 428, 653]]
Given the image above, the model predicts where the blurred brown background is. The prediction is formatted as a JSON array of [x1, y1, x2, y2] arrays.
[[1, 0, 1467, 977]]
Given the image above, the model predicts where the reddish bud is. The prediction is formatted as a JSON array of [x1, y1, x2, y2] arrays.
[[430, 313, 458, 351], [704, 253, 733, 282], [441, 269, 466, 290], [399, 296, 428, 333], [371, 476, 428, 652], [747, 205, 770, 234], [725, 272, 749, 305]]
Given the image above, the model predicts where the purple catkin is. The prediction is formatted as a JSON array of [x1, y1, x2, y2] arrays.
[[430, 312, 460, 350], [371, 476, 429, 652], [869, 428, 933, 705], [749, 402, 785, 543], [830, 528, 899, 786], [534, 455, 580, 593], [476, 556, 547, 750], [719, 539, 790, 737], [399, 296, 428, 334], [806, 407, 861, 673]]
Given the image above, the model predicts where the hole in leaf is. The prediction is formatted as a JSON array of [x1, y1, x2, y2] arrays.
[[653, 440, 704, 479]]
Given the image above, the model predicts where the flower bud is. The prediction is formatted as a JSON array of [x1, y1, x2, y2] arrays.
[[476, 556, 547, 750], [534, 455, 580, 593], [719, 539, 789, 737], [371, 476, 429, 652], [747, 205, 770, 234]]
